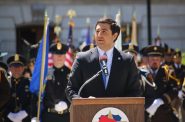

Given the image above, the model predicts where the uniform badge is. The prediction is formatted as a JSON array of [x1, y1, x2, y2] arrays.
[[154, 46, 157, 51], [15, 54, 19, 61], [129, 44, 134, 50], [57, 43, 62, 50]]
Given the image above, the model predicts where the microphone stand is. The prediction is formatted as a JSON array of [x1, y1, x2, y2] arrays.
[[78, 69, 103, 97]]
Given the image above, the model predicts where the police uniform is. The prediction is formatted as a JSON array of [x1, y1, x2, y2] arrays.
[[173, 50, 185, 122], [3, 54, 31, 122], [122, 44, 157, 122], [0, 62, 10, 122], [144, 46, 179, 122], [163, 45, 175, 66], [173, 51, 185, 85], [42, 42, 71, 122]]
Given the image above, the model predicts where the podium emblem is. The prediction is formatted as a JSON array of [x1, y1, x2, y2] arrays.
[[92, 107, 129, 122]]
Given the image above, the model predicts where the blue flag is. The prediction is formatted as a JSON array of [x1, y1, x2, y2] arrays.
[[29, 24, 50, 94], [86, 26, 91, 45]]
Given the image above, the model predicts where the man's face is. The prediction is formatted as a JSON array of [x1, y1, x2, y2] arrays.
[[174, 57, 182, 64], [148, 56, 162, 70], [9, 65, 24, 78], [95, 23, 117, 51], [52, 54, 66, 68]]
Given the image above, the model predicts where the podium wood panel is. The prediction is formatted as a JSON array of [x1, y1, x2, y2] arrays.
[[70, 97, 144, 122]]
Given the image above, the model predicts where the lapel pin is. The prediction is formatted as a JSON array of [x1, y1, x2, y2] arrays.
[[118, 57, 121, 60]]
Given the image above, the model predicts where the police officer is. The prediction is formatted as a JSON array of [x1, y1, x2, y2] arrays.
[[0, 62, 10, 122], [145, 45, 179, 122], [122, 44, 156, 122], [42, 42, 71, 122], [173, 50, 185, 85], [4, 54, 31, 122], [163, 45, 175, 66], [173, 50, 185, 121]]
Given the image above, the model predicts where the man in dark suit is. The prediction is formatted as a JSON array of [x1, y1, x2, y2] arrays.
[[66, 18, 141, 101]]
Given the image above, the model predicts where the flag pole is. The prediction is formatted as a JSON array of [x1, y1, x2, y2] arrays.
[[36, 11, 49, 121]]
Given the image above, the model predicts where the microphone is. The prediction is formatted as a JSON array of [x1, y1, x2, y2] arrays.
[[77, 56, 109, 97], [99, 55, 108, 76]]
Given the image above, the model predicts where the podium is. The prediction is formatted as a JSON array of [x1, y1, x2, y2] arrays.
[[70, 97, 145, 122]]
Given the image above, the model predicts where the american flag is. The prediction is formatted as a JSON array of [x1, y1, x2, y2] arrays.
[[48, 53, 53, 68], [64, 19, 75, 69]]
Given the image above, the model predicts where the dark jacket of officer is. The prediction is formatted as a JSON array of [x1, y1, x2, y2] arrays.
[[42, 42, 71, 122], [3, 54, 32, 122], [145, 46, 179, 122]]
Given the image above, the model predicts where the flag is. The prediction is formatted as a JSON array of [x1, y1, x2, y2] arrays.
[[115, 10, 122, 51], [85, 18, 91, 45], [64, 20, 75, 69], [48, 53, 53, 68], [154, 24, 162, 46], [131, 11, 138, 46], [29, 20, 50, 94], [79, 18, 92, 50]]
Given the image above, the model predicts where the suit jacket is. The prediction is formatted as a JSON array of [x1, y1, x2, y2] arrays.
[[66, 47, 141, 101]]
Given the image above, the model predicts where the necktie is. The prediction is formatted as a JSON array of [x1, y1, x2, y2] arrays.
[[102, 52, 107, 89]]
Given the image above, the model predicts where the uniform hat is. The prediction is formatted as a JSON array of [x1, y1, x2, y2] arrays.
[[164, 44, 175, 56], [174, 50, 182, 58], [122, 43, 138, 54], [0, 62, 8, 71], [140, 47, 148, 56], [7, 54, 26, 66], [82, 44, 96, 52], [49, 42, 69, 54], [145, 45, 164, 56]]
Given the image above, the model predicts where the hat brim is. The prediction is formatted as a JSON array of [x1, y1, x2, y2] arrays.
[[147, 52, 163, 57], [9, 62, 25, 67]]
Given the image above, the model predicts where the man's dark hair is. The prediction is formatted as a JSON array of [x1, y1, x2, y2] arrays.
[[95, 18, 120, 42]]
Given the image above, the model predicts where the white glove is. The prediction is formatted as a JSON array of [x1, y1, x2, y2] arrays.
[[7, 112, 22, 122], [146, 98, 164, 118], [7, 110, 28, 122], [31, 117, 40, 122], [8, 112, 16, 121], [54, 101, 68, 112], [178, 90, 184, 99], [16, 110, 28, 121]]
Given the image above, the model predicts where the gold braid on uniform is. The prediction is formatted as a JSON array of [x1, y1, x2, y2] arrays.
[[162, 65, 181, 86]]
